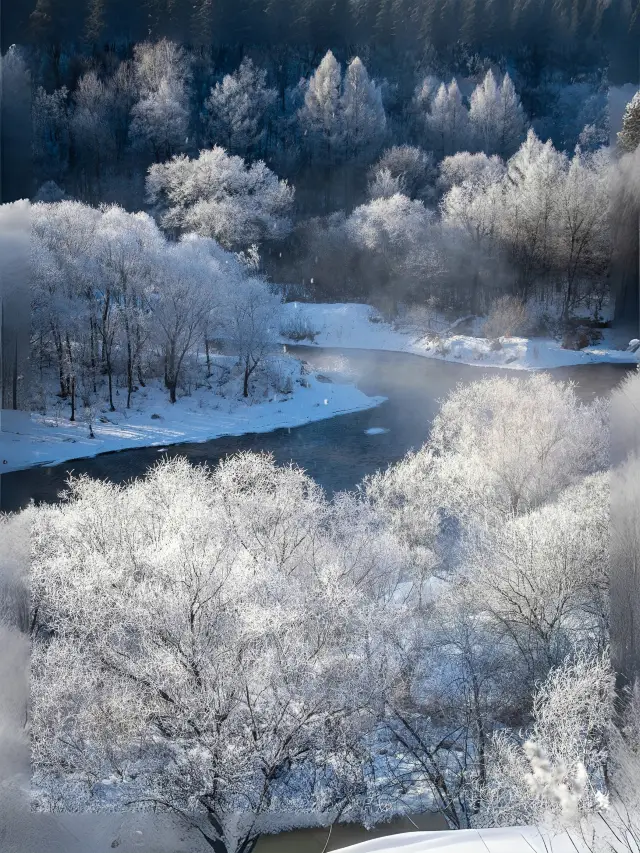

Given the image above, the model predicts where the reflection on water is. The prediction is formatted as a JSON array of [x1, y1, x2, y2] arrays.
[[1, 347, 633, 513]]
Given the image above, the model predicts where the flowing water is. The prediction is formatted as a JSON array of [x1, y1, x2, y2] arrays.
[[1, 347, 632, 513]]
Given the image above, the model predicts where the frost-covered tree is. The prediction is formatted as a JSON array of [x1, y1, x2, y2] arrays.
[[132, 38, 191, 97], [425, 79, 470, 159], [93, 206, 163, 407], [297, 50, 345, 163], [469, 70, 527, 157], [341, 56, 386, 161], [438, 151, 506, 191], [430, 373, 609, 522], [145, 147, 294, 250], [499, 130, 564, 292], [346, 194, 440, 308], [221, 276, 282, 397], [129, 39, 191, 162], [553, 147, 611, 319], [368, 146, 437, 203], [31, 200, 102, 404], [71, 71, 116, 197], [617, 91, 640, 154], [30, 454, 397, 851], [32, 86, 71, 183], [148, 235, 221, 403], [440, 159, 503, 250], [476, 653, 614, 828], [129, 77, 190, 162], [465, 473, 610, 680], [203, 58, 277, 156], [495, 73, 527, 158]]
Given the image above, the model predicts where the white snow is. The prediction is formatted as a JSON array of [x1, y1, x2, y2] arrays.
[[0, 365, 385, 474], [333, 827, 585, 853], [280, 302, 640, 370]]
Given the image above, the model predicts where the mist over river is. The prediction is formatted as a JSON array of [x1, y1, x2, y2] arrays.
[[1, 347, 632, 513]]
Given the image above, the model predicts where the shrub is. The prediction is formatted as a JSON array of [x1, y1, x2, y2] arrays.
[[483, 295, 529, 339], [280, 310, 319, 343]]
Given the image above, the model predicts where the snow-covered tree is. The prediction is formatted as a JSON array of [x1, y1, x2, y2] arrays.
[[203, 58, 277, 156], [129, 77, 190, 162], [425, 79, 470, 159], [70, 71, 117, 198], [617, 91, 640, 154], [429, 373, 609, 522], [438, 151, 506, 191], [476, 653, 614, 828], [469, 70, 527, 157], [368, 146, 437, 203], [220, 276, 281, 397], [146, 147, 294, 250], [341, 56, 386, 161], [346, 194, 440, 307], [465, 473, 610, 680], [298, 49, 345, 162], [30, 454, 394, 851], [129, 39, 191, 162]]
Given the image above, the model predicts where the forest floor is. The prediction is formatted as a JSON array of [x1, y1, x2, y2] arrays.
[[0, 353, 384, 473], [280, 302, 640, 370]]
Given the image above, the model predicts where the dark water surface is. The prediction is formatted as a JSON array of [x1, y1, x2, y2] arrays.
[[1, 348, 633, 513]]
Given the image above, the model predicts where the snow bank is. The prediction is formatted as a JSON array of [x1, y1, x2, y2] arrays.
[[0, 367, 385, 474], [280, 302, 640, 371], [334, 827, 582, 853]]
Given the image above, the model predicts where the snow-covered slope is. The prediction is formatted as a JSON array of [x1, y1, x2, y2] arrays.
[[334, 827, 581, 852], [280, 302, 640, 370]]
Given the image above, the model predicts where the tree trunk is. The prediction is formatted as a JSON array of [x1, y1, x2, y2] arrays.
[[69, 375, 76, 421], [90, 317, 97, 393], [243, 361, 250, 398]]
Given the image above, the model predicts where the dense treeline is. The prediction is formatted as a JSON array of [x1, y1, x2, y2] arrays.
[[7, 0, 639, 82]]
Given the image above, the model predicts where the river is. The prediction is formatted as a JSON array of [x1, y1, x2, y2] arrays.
[[0, 348, 633, 513]]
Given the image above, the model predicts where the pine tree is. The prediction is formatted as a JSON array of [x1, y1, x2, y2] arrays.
[[341, 56, 386, 161], [204, 58, 277, 156], [617, 91, 640, 154], [298, 50, 344, 163], [425, 78, 470, 159], [470, 69, 527, 157], [497, 73, 527, 157], [469, 69, 501, 154], [84, 0, 106, 44]]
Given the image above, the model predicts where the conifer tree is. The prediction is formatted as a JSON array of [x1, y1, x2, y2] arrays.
[[618, 91, 640, 154]]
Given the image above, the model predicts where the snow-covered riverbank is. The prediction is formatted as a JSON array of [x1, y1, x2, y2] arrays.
[[333, 826, 584, 852], [280, 303, 640, 371], [0, 361, 384, 474]]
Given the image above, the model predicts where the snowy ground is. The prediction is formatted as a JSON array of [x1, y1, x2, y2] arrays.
[[0, 355, 384, 474], [333, 827, 589, 852], [280, 302, 640, 371]]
